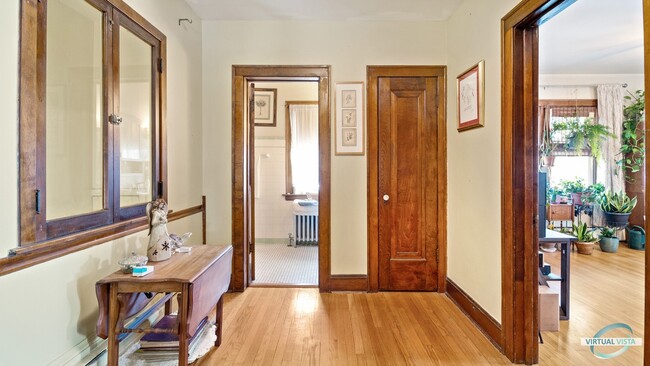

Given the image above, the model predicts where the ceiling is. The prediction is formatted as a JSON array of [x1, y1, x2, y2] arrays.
[[539, 0, 644, 74], [183, 0, 463, 21], [183, 0, 643, 75]]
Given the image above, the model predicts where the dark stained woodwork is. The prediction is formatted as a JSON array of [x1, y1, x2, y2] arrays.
[[231, 65, 331, 292], [378, 77, 438, 291], [330, 275, 369, 292], [500, 0, 587, 364], [248, 82, 256, 283], [366, 66, 447, 293], [643, 0, 650, 365], [0, 199, 206, 277], [446, 278, 502, 352], [18, 0, 168, 254], [284, 101, 318, 197]]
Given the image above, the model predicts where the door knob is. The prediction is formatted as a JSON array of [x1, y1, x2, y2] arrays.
[[383, 194, 389, 202]]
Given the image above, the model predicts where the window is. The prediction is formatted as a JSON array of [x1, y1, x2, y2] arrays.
[[19, 0, 166, 245], [285, 101, 319, 199]]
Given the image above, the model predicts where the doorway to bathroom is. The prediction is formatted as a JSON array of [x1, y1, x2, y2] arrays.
[[231, 65, 331, 292], [251, 81, 320, 286]]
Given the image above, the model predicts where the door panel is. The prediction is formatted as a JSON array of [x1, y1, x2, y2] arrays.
[[378, 77, 438, 291]]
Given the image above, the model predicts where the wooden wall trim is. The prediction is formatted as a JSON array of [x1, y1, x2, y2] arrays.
[[446, 278, 502, 351], [330, 275, 368, 292], [501, 0, 582, 364], [366, 65, 447, 293], [231, 65, 331, 293], [643, 0, 650, 365], [0, 198, 206, 277]]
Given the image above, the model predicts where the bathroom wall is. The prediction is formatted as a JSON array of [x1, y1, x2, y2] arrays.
[[254, 82, 318, 242]]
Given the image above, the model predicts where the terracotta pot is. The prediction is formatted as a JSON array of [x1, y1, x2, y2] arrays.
[[542, 155, 555, 167], [575, 241, 596, 255], [571, 192, 583, 205]]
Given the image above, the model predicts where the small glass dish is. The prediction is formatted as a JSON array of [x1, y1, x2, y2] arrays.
[[118, 251, 148, 273]]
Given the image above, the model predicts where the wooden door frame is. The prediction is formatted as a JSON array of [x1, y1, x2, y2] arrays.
[[232, 65, 331, 292], [366, 65, 448, 293], [501, 0, 650, 363]]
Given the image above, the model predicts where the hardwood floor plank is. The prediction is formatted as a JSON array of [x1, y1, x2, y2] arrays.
[[197, 289, 510, 365]]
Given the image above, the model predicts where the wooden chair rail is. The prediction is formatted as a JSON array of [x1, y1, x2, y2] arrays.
[[0, 196, 207, 277]]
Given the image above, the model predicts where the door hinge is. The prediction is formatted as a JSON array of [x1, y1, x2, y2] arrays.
[[157, 181, 164, 197], [158, 58, 164, 73], [35, 189, 41, 214], [248, 241, 254, 252]]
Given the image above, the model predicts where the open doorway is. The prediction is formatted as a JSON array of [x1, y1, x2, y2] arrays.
[[536, 0, 645, 364], [250, 81, 320, 286], [501, 0, 649, 364], [231, 65, 331, 293]]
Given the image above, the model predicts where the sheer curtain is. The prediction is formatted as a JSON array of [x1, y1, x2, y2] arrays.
[[595, 84, 625, 226], [290, 104, 319, 194]]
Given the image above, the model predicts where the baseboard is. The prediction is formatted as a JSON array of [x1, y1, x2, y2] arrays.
[[330, 274, 368, 291], [446, 278, 502, 351]]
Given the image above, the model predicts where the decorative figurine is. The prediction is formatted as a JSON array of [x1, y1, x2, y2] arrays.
[[146, 199, 192, 261]]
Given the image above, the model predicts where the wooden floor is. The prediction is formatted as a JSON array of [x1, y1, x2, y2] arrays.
[[196, 288, 510, 365], [194, 244, 644, 365], [539, 243, 645, 365]]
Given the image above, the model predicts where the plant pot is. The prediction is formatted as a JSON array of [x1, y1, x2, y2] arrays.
[[575, 241, 596, 255], [603, 212, 631, 228], [599, 237, 619, 253], [571, 192, 583, 205], [542, 155, 555, 167]]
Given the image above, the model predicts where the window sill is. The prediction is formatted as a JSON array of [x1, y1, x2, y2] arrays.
[[282, 193, 319, 201]]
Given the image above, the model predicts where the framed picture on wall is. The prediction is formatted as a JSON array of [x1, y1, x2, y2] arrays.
[[253, 88, 277, 127], [335, 82, 365, 155], [457, 60, 485, 131]]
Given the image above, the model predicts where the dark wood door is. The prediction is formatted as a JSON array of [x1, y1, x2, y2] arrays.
[[248, 82, 256, 283], [378, 77, 439, 291]]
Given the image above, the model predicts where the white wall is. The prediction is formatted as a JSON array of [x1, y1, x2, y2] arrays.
[[0, 1, 204, 365], [254, 82, 318, 242], [539, 74, 644, 100], [202, 20, 447, 274], [446, 0, 520, 323]]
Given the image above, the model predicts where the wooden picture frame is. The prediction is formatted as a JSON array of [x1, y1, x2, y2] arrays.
[[253, 88, 277, 127], [457, 60, 485, 131], [335, 82, 365, 155]]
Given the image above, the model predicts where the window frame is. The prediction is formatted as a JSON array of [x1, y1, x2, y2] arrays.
[[284, 100, 319, 200], [18, 0, 167, 246]]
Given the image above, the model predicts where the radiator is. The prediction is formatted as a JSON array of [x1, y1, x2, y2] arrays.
[[293, 214, 319, 245]]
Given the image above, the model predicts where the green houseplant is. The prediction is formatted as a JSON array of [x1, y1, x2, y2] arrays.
[[598, 227, 619, 253], [552, 118, 614, 159], [599, 190, 638, 227], [559, 178, 587, 204], [572, 220, 598, 255], [617, 90, 645, 179], [582, 183, 605, 205]]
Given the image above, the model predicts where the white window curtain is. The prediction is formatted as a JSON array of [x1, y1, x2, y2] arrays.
[[594, 84, 625, 226], [290, 104, 319, 194]]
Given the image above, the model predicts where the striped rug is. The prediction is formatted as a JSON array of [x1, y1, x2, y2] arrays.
[[253, 243, 318, 285]]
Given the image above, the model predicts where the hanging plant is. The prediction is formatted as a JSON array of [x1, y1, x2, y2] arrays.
[[551, 118, 614, 160], [617, 90, 645, 179]]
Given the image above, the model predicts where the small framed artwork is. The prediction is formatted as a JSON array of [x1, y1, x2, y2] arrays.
[[335, 82, 364, 155], [253, 88, 277, 127], [457, 60, 485, 132]]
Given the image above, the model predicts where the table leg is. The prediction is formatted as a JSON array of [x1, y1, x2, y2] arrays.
[[560, 241, 570, 320], [215, 295, 224, 347], [178, 285, 190, 366], [107, 285, 120, 366]]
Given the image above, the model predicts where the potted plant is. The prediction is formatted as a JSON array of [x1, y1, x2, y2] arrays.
[[539, 125, 555, 167], [582, 183, 605, 205], [599, 190, 638, 227], [573, 220, 598, 255], [552, 118, 614, 159], [617, 90, 645, 180], [598, 227, 619, 253], [559, 178, 587, 204]]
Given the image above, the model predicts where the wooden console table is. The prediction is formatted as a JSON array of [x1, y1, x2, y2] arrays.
[[539, 230, 574, 320], [96, 245, 233, 366]]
